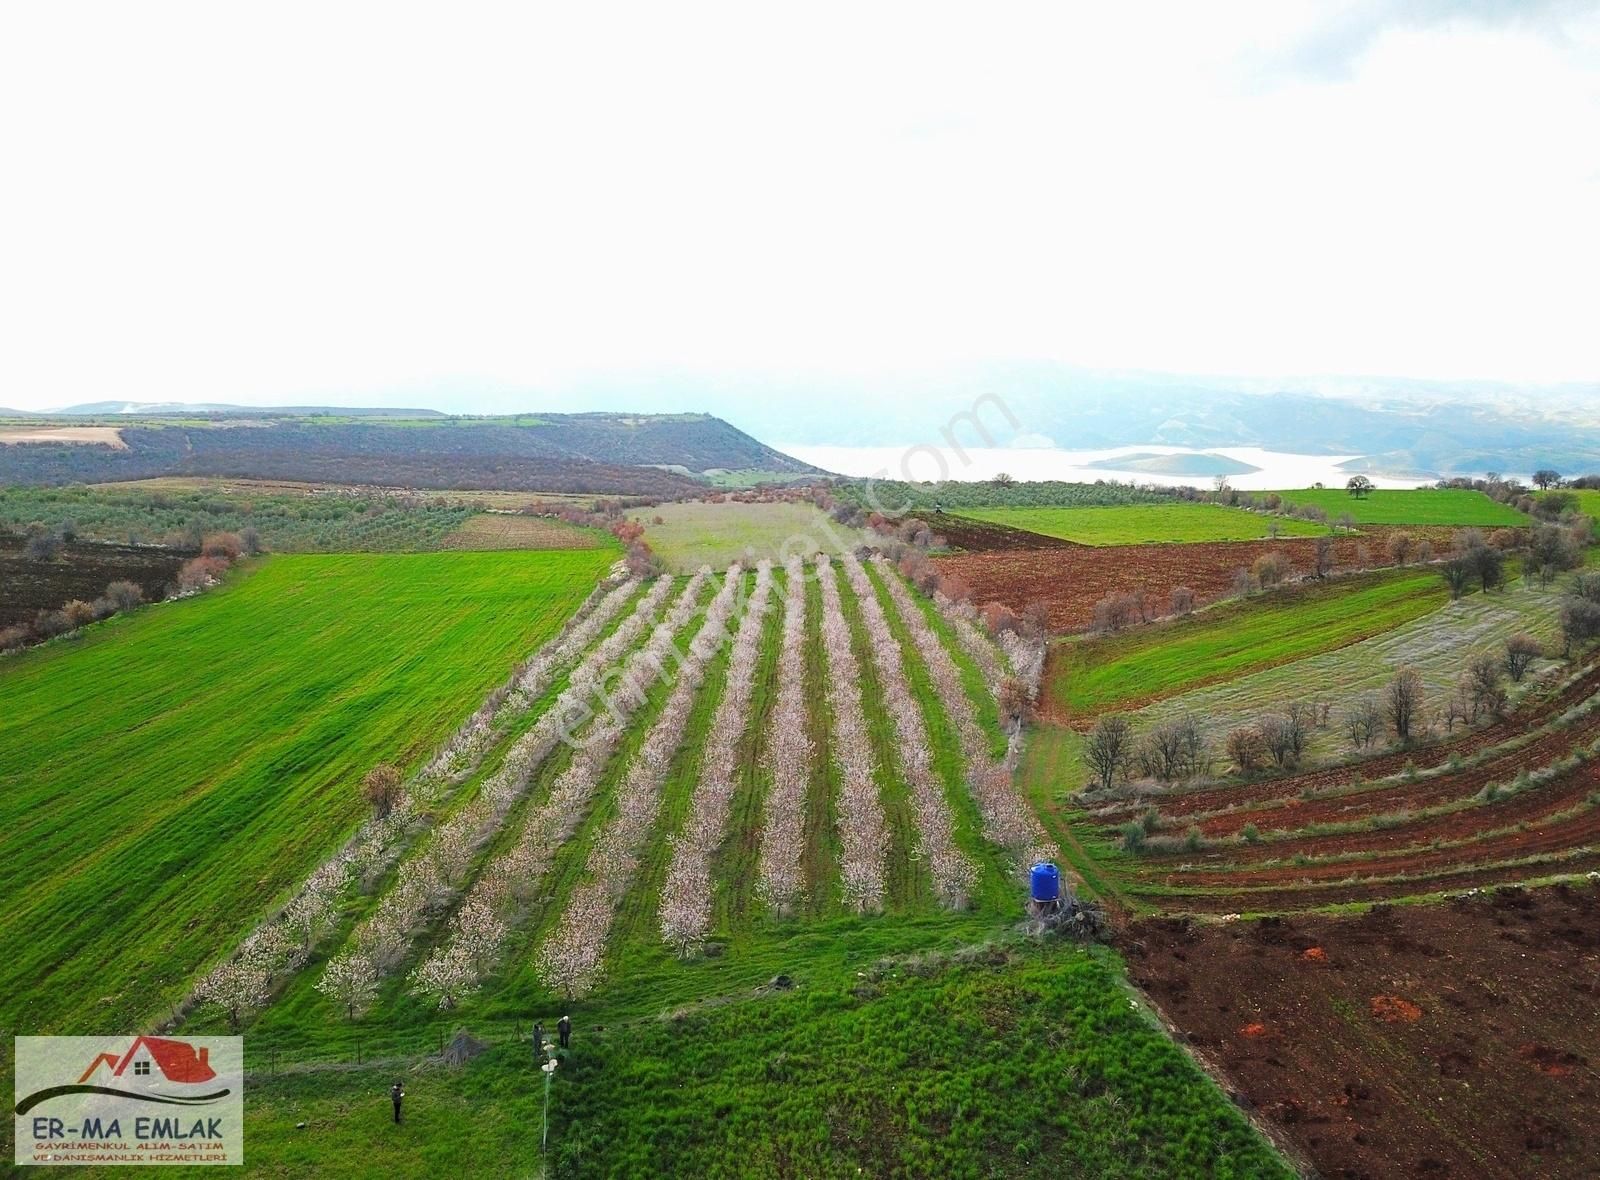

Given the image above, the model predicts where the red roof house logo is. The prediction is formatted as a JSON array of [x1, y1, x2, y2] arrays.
[[77, 1037, 217, 1085]]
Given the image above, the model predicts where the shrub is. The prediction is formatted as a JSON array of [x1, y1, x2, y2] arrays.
[[177, 555, 231, 591], [1168, 585, 1195, 615], [103, 580, 144, 611], [24, 533, 61, 561], [362, 763, 404, 819], [1119, 823, 1147, 854], [1252, 551, 1291, 589], [1504, 633, 1542, 682], [1240, 823, 1261, 844], [61, 599, 97, 628], [201, 531, 244, 560], [1183, 826, 1204, 852]]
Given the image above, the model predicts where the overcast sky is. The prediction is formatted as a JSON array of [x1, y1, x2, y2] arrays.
[[2, 1, 1597, 412]]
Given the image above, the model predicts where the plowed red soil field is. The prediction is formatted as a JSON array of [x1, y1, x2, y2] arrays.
[[1123, 888, 1600, 1180], [934, 526, 1462, 631]]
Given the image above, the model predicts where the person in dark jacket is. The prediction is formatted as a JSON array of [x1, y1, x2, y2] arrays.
[[532, 1021, 545, 1059], [390, 1081, 405, 1124], [557, 1014, 572, 1050]]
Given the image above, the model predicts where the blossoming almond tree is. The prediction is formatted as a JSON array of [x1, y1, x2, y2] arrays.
[[815, 554, 888, 912], [315, 575, 681, 1017], [188, 572, 644, 1030], [537, 564, 744, 997], [409, 571, 712, 1007], [659, 561, 775, 953], [755, 555, 813, 913], [877, 558, 1052, 871], [840, 553, 978, 908]]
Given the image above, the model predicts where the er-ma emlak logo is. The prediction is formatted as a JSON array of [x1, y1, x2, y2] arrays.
[[16, 1036, 231, 1115]]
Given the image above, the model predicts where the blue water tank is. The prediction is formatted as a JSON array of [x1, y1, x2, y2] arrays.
[[1030, 862, 1061, 903]]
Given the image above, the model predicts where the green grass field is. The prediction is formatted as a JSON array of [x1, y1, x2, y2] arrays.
[[0, 549, 614, 1036], [957, 503, 1327, 545], [632, 501, 868, 571], [1262, 487, 1527, 526], [1048, 570, 1448, 719]]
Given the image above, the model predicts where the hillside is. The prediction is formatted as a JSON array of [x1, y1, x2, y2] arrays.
[[0, 411, 821, 494]]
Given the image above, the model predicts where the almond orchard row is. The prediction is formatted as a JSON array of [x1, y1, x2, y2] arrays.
[[191, 551, 1049, 1028]]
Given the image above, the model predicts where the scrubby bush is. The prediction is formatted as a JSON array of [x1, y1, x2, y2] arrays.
[[104, 580, 145, 611], [1225, 726, 1267, 774]]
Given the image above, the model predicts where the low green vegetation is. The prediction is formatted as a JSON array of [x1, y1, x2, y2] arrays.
[[0, 482, 604, 552], [1261, 487, 1527, 526], [958, 503, 1326, 545], [632, 501, 866, 571], [1050, 570, 1447, 718], [543, 943, 1287, 1178], [0, 549, 614, 1035], [163, 942, 1288, 1179]]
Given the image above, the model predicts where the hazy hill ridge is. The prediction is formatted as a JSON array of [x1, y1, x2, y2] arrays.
[[0, 411, 820, 493]]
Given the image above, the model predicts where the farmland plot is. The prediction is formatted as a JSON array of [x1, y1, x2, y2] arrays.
[[173, 557, 1035, 1040], [0, 549, 616, 1035], [1132, 576, 1567, 766]]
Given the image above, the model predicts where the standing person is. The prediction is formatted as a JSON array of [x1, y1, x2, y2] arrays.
[[532, 1021, 544, 1059], [557, 1014, 572, 1050], [390, 1081, 405, 1124]]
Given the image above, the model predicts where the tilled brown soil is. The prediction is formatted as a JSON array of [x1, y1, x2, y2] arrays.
[[0, 535, 187, 626], [1123, 888, 1600, 1180], [933, 526, 1463, 632]]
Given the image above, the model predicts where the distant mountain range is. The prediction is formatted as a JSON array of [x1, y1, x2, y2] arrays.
[[656, 366, 1600, 480], [0, 411, 820, 494]]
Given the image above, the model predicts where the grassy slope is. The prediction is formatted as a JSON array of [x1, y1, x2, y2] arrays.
[[957, 503, 1326, 545], [1135, 575, 1568, 763], [0, 549, 614, 1034], [1048, 570, 1447, 719], [1263, 487, 1527, 526]]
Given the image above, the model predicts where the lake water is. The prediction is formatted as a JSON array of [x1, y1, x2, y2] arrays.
[[778, 443, 1435, 491]]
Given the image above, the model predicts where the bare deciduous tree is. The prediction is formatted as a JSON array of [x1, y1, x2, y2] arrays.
[[1503, 633, 1542, 682], [1225, 727, 1267, 774], [1386, 531, 1416, 567], [1342, 695, 1384, 751], [1384, 668, 1425, 743], [1085, 715, 1134, 791]]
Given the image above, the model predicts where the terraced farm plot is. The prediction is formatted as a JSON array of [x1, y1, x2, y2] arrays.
[[1047, 569, 1447, 720], [956, 503, 1327, 545], [0, 548, 614, 1035], [1128, 575, 1567, 762], [632, 500, 868, 571], [1263, 486, 1529, 526]]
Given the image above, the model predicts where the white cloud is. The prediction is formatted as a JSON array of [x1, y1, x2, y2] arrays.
[[0, 1, 1596, 411]]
